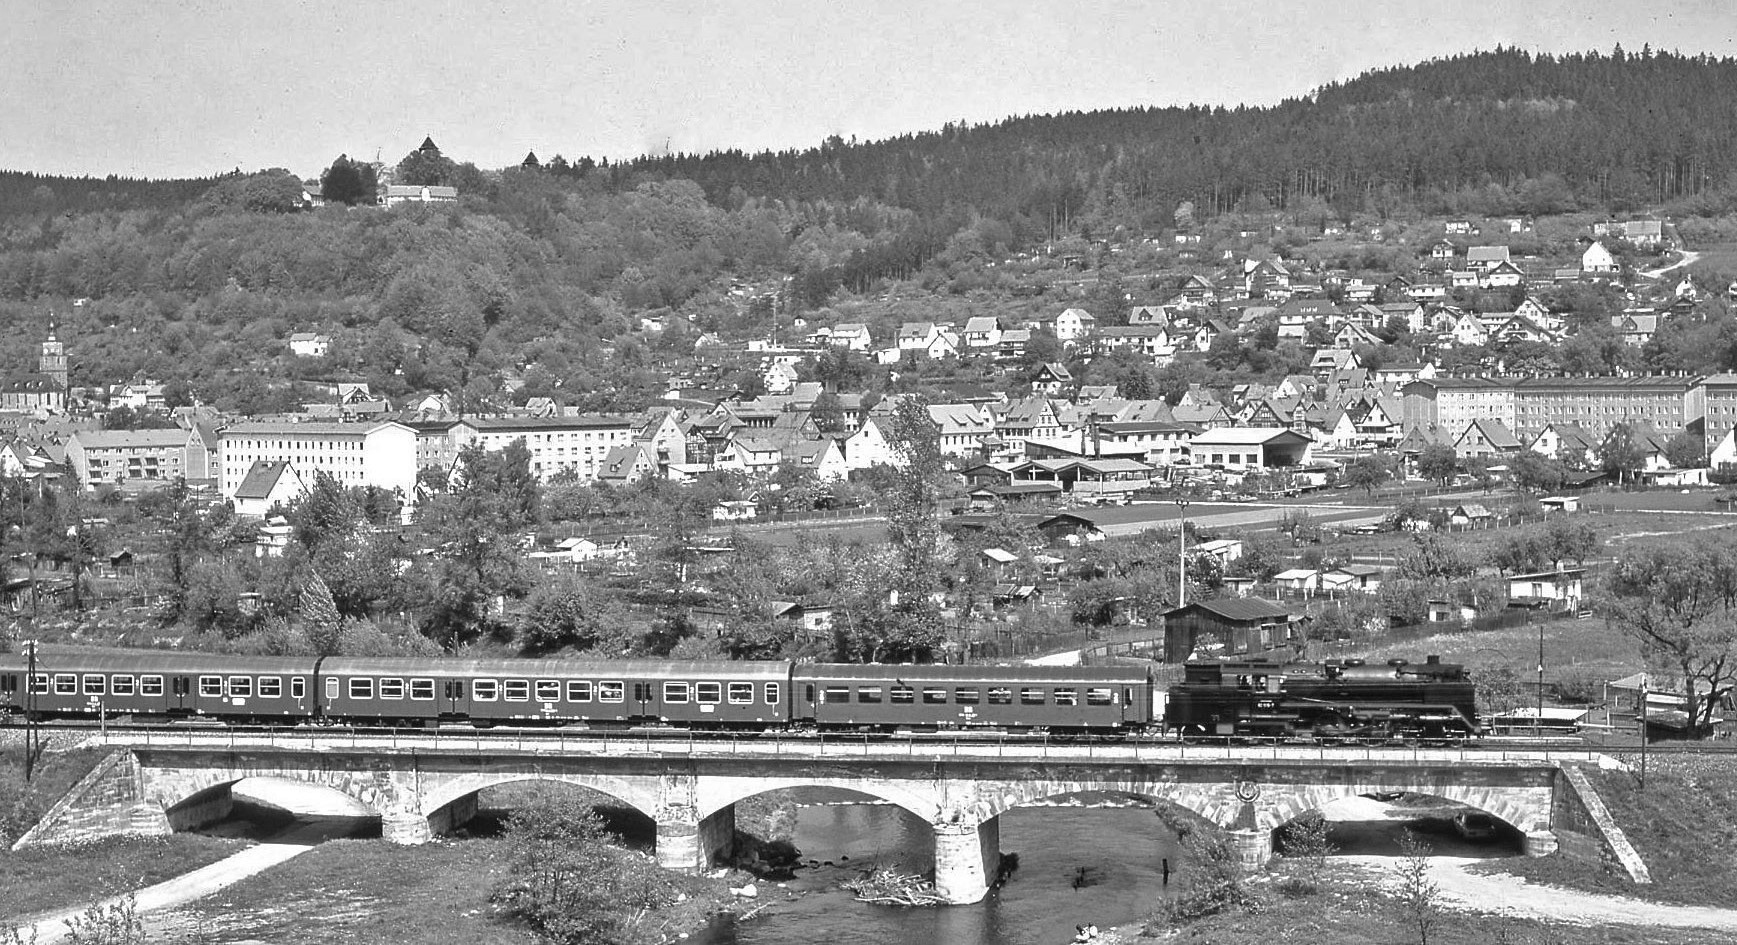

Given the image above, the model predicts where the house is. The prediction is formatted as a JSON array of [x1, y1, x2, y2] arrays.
[[1174, 274, 1218, 309], [1529, 423, 1596, 466], [287, 332, 331, 358], [1448, 311, 1489, 347], [927, 403, 995, 458], [1508, 569, 1585, 609], [1243, 257, 1293, 299], [1094, 325, 1173, 361], [1273, 568, 1320, 593], [1192, 538, 1244, 566], [381, 184, 458, 207], [1272, 298, 1339, 341], [1187, 428, 1314, 469], [1582, 241, 1618, 274], [1162, 598, 1302, 662], [1127, 306, 1171, 327], [1032, 363, 1074, 396], [1449, 504, 1495, 527], [1429, 240, 1457, 261], [712, 500, 758, 522], [1333, 323, 1380, 350], [1320, 564, 1384, 594], [1445, 220, 1475, 236], [1453, 418, 1521, 459], [1610, 312, 1659, 346], [231, 461, 306, 518], [1044, 308, 1096, 345], [65, 428, 192, 487], [597, 443, 659, 484], [1465, 245, 1511, 271], [961, 317, 1002, 351], [1427, 599, 1480, 626], [1483, 260, 1527, 289], [826, 323, 873, 352]]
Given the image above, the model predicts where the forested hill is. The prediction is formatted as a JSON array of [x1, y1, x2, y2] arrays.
[[614, 47, 1737, 229], [0, 171, 226, 216]]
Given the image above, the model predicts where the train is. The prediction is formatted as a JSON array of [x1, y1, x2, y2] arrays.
[[0, 650, 1481, 739]]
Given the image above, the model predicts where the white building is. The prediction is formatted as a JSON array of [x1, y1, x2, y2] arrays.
[[452, 415, 635, 483], [218, 420, 416, 502]]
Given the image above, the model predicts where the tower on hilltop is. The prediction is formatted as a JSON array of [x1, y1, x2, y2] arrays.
[[40, 316, 67, 390]]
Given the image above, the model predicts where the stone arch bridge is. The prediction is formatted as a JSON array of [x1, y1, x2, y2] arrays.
[[18, 731, 1624, 904]]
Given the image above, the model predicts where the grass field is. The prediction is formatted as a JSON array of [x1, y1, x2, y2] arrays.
[[0, 834, 247, 923]]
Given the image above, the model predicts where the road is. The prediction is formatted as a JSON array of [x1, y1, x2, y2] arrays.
[[1641, 250, 1701, 279]]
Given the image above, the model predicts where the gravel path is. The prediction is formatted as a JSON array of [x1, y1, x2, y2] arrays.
[[1340, 854, 1737, 931]]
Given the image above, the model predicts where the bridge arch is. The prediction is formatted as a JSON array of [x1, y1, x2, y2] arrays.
[[1258, 781, 1550, 836], [963, 777, 1239, 829], [419, 772, 663, 823], [695, 776, 939, 824], [143, 768, 392, 820]]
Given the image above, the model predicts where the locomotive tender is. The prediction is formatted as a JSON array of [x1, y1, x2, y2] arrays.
[[0, 650, 1478, 739]]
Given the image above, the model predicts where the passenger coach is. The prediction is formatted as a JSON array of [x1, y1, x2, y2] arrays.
[[792, 664, 1155, 732], [317, 657, 793, 728], [0, 653, 318, 722]]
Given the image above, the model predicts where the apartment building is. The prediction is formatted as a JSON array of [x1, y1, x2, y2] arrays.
[[65, 429, 195, 486], [1401, 378, 1517, 434], [1510, 376, 1702, 440], [451, 415, 635, 483], [218, 420, 417, 501]]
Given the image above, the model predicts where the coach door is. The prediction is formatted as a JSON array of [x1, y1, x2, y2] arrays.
[[632, 682, 654, 720], [169, 675, 192, 712], [441, 679, 466, 718]]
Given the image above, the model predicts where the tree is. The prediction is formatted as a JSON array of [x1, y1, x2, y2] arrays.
[[1603, 538, 1737, 733], [1395, 534, 1474, 581], [1489, 532, 1545, 576], [494, 789, 683, 945], [1415, 444, 1459, 486], [1597, 423, 1646, 485], [320, 154, 377, 206], [395, 147, 457, 187], [809, 390, 847, 435], [1394, 831, 1442, 945], [1343, 454, 1393, 496], [299, 569, 343, 656], [1665, 431, 1707, 469], [1539, 516, 1600, 569], [417, 441, 542, 647], [136, 479, 233, 622], [1508, 450, 1566, 494]]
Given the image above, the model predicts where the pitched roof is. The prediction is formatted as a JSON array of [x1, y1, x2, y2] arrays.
[[233, 460, 295, 500], [1165, 598, 1294, 621]]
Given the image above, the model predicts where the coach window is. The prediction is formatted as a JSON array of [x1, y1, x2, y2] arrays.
[[325, 678, 339, 700], [822, 685, 849, 704], [954, 687, 980, 704], [54, 674, 77, 695], [922, 687, 947, 704], [567, 681, 594, 702], [504, 680, 531, 702], [1053, 688, 1078, 706], [535, 680, 561, 702], [198, 676, 223, 698], [379, 678, 405, 700], [140, 676, 163, 697], [349, 678, 374, 700], [291, 677, 306, 700], [665, 682, 692, 704], [890, 685, 914, 704], [764, 682, 781, 705], [727, 682, 753, 705], [410, 679, 435, 701], [598, 681, 624, 703], [695, 682, 721, 704], [987, 687, 1013, 705], [0, 675, 13, 693], [83, 675, 106, 696], [473, 680, 499, 702], [257, 677, 281, 698], [1086, 688, 1114, 706], [857, 686, 883, 704], [229, 677, 253, 698], [29, 674, 49, 695], [1021, 687, 1046, 705]]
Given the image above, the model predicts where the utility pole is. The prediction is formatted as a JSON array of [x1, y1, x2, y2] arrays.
[[1174, 498, 1191, 608], [1536, 609, 1546, 737], [23, 638, 39, 782], [1638, 674, 1649, 791]]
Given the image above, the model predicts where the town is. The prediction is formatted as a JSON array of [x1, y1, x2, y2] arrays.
[[7, 33, 1737, 945]]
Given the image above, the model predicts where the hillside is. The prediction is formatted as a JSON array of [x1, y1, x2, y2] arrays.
[[1, 47, 1736, 409]]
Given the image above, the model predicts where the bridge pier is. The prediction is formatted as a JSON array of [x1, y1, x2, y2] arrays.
[[656, 805, 736, 873], [384, 812, 433, 844], [1524, 829, 1559, 857], [428, 794, 479, 837], [1228, 827, 1273, 871], [933, 817, 1000, 905]]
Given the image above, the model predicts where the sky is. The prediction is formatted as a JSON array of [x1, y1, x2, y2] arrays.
[[3, 0, 1736, 180]]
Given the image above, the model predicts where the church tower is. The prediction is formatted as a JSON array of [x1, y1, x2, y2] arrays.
[[40, 317, 68, 390]]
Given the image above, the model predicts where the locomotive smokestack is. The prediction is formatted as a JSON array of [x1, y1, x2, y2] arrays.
[[1426, 654, 1440, 664]]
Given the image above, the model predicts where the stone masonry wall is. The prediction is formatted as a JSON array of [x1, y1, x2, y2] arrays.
[[1552, 765, 1651, 883], [12, 750, 142, 849]]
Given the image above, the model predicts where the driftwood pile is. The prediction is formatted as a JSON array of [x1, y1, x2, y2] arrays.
[[839, 867, 945, 906]]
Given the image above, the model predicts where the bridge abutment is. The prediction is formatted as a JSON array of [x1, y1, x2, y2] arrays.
[[933, 817, 1000, 905], [428, 794, 479, 837]]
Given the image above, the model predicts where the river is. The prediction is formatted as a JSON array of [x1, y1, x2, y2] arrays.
[[695, 797, 1185, 945]]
